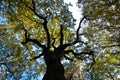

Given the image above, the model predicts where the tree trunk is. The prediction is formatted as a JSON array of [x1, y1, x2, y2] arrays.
[[43, 52, 66, 80]]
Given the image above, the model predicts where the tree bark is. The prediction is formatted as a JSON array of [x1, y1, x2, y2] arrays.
[[43, 51, 66, 80]]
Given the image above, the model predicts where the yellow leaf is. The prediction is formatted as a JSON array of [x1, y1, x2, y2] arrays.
[[29, 60, 34, 66]]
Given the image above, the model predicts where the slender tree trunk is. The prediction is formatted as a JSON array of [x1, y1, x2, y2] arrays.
[[43, 52, 66, 80]]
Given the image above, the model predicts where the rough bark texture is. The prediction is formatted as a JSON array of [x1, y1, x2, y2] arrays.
[[43, 51, 66, 80]]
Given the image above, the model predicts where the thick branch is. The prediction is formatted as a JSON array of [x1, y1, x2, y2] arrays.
[[30, 53, 43, 60], [21, 28, 46, 49], [76, 16, 85, 40], [62, 40, 86, 50], [32, 0, 35, 11], [25, 3, 50, 49], [52, 38, 56, 49], [22, 38, 46, 48], [64, 50, 80, 56], [60, 25, 64, 46], [23, 1, 45, 20], [64, 55, 74, 61], [43, 19, 50, 49], [65, 50, 95, 63], [61, 16, 87, 49]]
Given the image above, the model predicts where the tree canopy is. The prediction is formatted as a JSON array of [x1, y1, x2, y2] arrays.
[[78, 0, 120, 79], [0, 0, 120, 80]]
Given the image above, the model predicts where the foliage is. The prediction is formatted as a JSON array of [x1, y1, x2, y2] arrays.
[[1, 0, 119, 80], [77, 0, 120, 79], [64, 61, 85, 80], [0, 0, 93, 80]]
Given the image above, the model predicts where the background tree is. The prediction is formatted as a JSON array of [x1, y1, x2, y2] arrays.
[[77, 0, 120, 79], [0, 0, 95, 80]]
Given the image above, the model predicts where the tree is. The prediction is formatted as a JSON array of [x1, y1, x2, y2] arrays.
[[77, 0, 120, 79], [0, 0, 95, 80]]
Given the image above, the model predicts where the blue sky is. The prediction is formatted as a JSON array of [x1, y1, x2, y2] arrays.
[[64, 0, 82, 28], [0, 16, 7, 25]]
